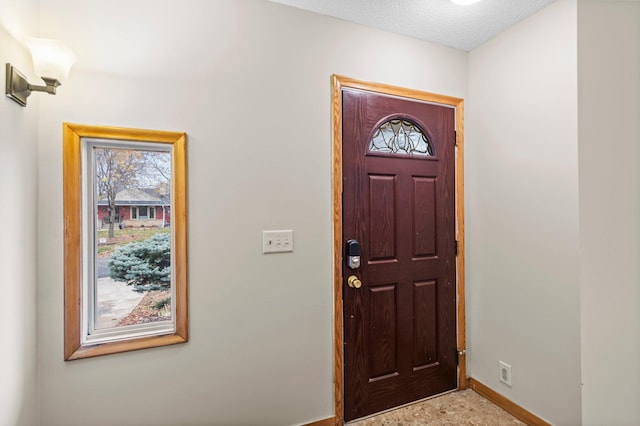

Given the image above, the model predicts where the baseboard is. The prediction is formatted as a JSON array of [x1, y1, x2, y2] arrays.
[[467, 378, 551, 426], [304, 416, 337, 426]]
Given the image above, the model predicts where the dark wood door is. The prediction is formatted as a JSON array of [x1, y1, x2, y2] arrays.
[[343, 88, 457, 421]]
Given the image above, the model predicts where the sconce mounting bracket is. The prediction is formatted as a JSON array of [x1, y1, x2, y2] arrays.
[[5, 63, 30, 107]]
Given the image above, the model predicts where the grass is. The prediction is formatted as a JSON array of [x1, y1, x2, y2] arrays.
[[97, 226, 169, 240], [97, 227, 170, 256]]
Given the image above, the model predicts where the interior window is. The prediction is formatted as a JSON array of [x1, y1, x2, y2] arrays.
[[63, 123, 188, 360]]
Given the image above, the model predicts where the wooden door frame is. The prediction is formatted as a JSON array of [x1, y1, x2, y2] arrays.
[[331, 74, 466, 424]]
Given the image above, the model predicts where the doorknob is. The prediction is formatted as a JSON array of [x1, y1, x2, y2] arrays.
[[347, 275, 362, 289]]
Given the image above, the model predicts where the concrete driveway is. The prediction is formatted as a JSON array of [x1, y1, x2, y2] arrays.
[[95, 278, 145, 329], [96, 256, 111, 278]]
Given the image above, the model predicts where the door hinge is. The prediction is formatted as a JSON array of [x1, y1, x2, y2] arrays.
[[454, 130, 458, 147], [455, 240, 459, 256]]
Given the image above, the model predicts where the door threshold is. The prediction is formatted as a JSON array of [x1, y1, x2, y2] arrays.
[[345, 388, 459, 424]]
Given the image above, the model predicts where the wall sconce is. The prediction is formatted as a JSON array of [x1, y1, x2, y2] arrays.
[[5, 38, 76, 107]]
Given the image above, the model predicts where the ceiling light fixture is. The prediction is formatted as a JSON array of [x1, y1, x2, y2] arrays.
[[5, 37, 76, 107], [450, 0, 482, 5]]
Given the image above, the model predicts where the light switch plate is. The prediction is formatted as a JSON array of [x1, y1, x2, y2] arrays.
[[262, 230, 294, 253]]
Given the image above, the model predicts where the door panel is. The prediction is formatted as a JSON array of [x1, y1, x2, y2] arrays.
[[413, 280, 438, 368], [343, 88, 456, 421], [413, 178, 437, 257], [368, 284, 398, 380], [368, 175, 396, 261]]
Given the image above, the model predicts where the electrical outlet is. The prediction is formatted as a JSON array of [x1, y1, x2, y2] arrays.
[[499, 361, 512, 387], [262, 230, 294, 253]]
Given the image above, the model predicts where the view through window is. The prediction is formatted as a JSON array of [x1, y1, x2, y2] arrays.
[[92, 146, 173, 333]]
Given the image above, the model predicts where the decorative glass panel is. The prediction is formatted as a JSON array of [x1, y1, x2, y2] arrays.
[[369, 119, 433, 156]]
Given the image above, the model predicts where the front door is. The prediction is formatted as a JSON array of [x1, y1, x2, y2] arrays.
[[342, 88, 457, 421]]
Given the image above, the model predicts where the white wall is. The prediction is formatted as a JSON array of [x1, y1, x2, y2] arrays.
[[0, 0, 39, 42], [467, 1, 581, 424], [0, 21, 40, 426], [578, 2, 640, 424], [35, 1, 467, 425]]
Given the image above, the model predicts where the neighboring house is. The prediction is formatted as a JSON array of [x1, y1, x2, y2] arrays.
[[97, 188, 170, 228]]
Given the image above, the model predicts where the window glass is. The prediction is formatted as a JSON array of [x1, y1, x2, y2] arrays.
[[93, 147, 172, 333]]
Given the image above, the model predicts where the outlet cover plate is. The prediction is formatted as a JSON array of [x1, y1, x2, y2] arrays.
[[499, 361, 512, 387]]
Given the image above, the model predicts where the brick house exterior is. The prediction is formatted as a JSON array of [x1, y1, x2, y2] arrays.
[[97, 188, 171, 228]]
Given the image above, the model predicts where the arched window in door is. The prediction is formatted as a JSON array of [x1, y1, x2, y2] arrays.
[[369, 118, 434, 156]]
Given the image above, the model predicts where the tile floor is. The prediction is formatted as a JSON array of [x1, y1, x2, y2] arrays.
[[348, 389, 525, 425]]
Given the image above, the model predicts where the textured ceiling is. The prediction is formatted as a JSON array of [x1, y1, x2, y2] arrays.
[[269, 0, 557, 51]]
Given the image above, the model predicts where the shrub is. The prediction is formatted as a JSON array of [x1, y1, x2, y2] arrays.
[[153, 296, 171, 311], [109, 233, 171, 292]]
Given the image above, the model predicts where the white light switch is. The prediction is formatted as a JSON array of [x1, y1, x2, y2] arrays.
[[262, 230, 294, 253]]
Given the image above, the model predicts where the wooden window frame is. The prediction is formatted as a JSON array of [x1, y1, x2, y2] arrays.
[[63, 123, 188, 360]]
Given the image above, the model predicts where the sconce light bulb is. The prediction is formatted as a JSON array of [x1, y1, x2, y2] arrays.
[[25, 37, 77, 83]]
